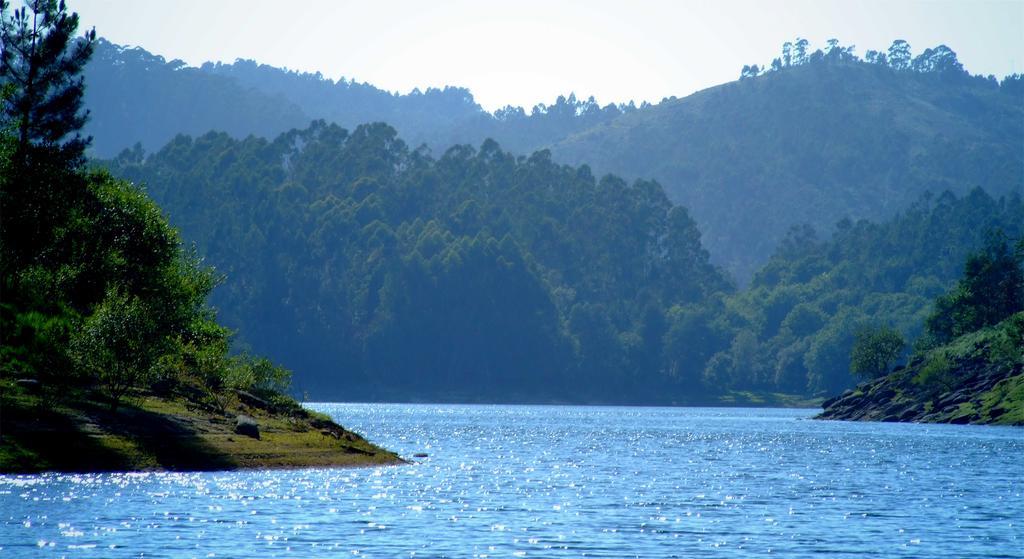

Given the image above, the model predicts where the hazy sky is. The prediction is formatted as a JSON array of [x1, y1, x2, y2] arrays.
[[72, 0, 1023, 111]]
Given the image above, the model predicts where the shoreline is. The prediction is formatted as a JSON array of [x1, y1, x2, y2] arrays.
[[0, 382, 405, 474], [297, 391, 824, 410], [815, 362, 1023, 426]]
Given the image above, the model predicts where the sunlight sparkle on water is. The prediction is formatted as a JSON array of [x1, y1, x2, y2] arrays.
[[1, 405, 1021, 558]]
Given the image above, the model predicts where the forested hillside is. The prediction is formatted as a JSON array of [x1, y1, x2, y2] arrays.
[[84, 39, 1023, 281], [818, 235, 1024, 426], [108, 123, 730, 402], [548, 43, 1024, 280], [84, 40, 308, 157], [107, 117, 1022, 402], [83, 39, 635, 159], [715, 189, 1023, 395], [82, 37, 1024, 402], [199, 59, 635, 156]]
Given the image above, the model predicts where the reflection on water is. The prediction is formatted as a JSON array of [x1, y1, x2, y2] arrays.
[[1, 405, 1021, 557]]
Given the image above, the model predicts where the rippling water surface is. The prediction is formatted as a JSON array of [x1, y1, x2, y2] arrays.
[[2, 405, 1022, 557]]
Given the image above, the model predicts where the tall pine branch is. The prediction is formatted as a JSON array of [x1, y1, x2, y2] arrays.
[[0, 0, 95, 165]]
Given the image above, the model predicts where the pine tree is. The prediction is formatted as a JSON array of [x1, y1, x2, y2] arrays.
[[1, 0, 95, 165], [1, 0, 95, 275]]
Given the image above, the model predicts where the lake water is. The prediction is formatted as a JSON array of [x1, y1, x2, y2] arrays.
[[1, 405, 1021, 558]]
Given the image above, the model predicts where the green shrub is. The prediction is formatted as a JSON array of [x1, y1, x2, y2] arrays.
[[0, 305, 76, 381], [850, 324, 905, 379], [914, 352, 956, 395], [225, 355, 292, 395], [990, 312, 1024, 367], [71, 290, 166, 410]]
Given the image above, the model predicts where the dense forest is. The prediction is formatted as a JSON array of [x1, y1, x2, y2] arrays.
[[82, 38, 1023, 281], [2, 1, 407, 474], [108, 121, 1022, 401], [108, 123, 729, 402]]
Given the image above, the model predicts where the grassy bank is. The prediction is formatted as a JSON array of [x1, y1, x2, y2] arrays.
[[817, 313, 1024, 426], [0, 379, 403, 473]]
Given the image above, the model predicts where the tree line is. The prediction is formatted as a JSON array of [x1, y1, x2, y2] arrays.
[[743, 37, 1020, 89], [80, 37, 1023, 284], [108, 121, 732, 402], [108, 121, 1022, 401], [720, 190, 1022, 395]]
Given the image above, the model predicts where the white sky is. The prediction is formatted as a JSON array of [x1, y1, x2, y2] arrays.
[[71, 0, 1024, 111]]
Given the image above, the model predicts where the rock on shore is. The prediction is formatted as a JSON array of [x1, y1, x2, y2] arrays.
[[817, 356, 1023, 426]]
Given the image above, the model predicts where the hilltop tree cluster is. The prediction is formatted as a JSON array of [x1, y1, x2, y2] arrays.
[[743, 37, 1012, 87]]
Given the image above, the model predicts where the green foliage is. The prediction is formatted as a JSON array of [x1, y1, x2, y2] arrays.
[[0, 0, 96, 163], [723, 330, 767, 388], [61, 34, 1022, 402], [923, 234, 1024, 347], [803, 308, 866, 394], [0, 7, 293, 414], [663, 302, 732, 389], [107, 122, 732, 402], [780, 303, 826, 339], [101, 107, 1022, 401], [989, 313, 1024, 368], [51, 173, 247, 409], [840, 239, 1024, 421], [850, 325, 905, 379], [0, 304, 76, 381], [549, 43, 1022, 282], [913, 352, 955, 395], [70, 289, 163, 409], [909, 309, 1019, 409], [226, 355, 291, 395], [709, 189, 1022, 396]]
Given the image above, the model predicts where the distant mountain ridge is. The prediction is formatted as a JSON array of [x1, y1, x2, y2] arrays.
[[83, 38, 1023, 281], [83, 38, 636, 159], [548, 57, 1023, 280], [83, 40, 309, 157]]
